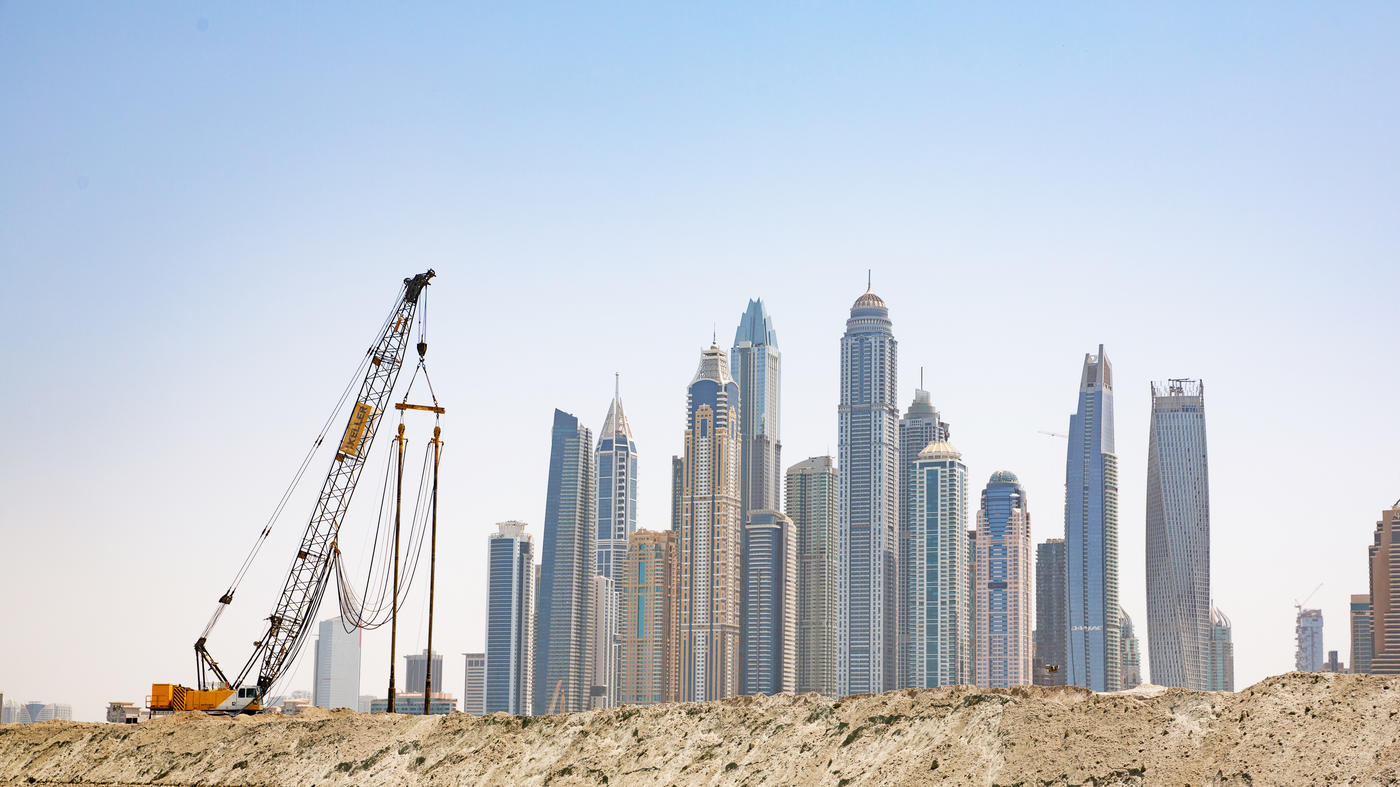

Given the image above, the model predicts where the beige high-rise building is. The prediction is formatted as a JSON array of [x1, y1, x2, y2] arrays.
[[678, 344, 743, 702], [1369, 502, 1400, 675], [620, 529, 679, 705], [787, 456, 839, 696], [974, 471, 1032, 688]]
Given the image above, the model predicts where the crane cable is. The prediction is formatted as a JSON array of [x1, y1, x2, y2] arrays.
[[196, 283, 408, 643]]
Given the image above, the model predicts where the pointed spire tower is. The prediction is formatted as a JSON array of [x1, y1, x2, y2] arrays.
[[592, 374, 638, 709]]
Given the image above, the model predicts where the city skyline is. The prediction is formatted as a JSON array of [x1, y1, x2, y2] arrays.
[[5, 3, 1400, 720]]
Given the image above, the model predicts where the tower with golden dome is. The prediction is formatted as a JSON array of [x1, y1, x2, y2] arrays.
[[837, 279, 900, 695]]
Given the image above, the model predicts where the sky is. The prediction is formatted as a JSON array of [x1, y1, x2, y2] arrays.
[[1, 3, 1398, 721]]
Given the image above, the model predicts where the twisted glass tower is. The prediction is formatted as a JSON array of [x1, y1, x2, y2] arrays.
[[1145, 379, 1211, 690], [1064, 345, 1120, 692], [838, 287, 899, 695]]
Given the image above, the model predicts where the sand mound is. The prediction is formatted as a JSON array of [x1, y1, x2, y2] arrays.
[[3, 672, 1398, 785]]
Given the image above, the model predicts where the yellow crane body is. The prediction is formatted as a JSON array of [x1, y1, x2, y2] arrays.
[[149, 683, 262, 714]]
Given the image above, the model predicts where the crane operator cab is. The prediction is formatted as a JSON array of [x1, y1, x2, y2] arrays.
[[149, 683, 262, 715]]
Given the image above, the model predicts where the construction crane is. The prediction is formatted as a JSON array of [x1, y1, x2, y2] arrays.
[[1294, 582, 1324, 614], [150, 269, 435, 714]]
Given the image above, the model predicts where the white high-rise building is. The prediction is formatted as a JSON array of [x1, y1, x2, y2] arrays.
[[589, 574, 619, 708], [903, 441, 970, 688], [463, 652, 485, 715], [312, 616, 362, 709], [787, 456, 839, 697], [487, 521, 534, 715], [1145, 379, 1212, 690]]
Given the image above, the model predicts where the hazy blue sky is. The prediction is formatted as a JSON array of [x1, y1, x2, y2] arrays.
[[2, 3, 1397, 720]]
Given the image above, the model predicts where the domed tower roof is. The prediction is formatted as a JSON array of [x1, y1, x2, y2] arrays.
[[852, 289, 886, 309], [988, 470, 1020, 484], [917, 440, 961, 460]]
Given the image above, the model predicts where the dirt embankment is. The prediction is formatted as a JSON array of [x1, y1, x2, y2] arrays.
[[3, 672, 1399, 786]]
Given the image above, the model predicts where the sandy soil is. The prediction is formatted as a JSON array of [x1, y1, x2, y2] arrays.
[[3, 672, 1398, 786]]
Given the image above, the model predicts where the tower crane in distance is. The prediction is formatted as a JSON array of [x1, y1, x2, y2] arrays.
[[149, 269, 435, 714]]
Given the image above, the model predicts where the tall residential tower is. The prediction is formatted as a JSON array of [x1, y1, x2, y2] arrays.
[[485, 521, 533, 715], [679, 343, 743, 702], [902, 441, 970, 688], [974, 471, 1032, 688], [1145, 379, 1212, 690], [1033, 539, 1068, 686], [732, 299, 782, 517], [534, 410, 596, 715], [1064, 345, 1120, 692], [788, 456, 840, 697], [838, 286, 899, 695], [742, 510, 798, 695]]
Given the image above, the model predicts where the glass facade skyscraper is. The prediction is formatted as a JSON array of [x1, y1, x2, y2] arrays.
[[593, 378, 636, 710], [902, 441, 969, 688], [486, 521, 533, 715], [679, 343, 743, 702], [1209, 607, 1234, 691], [1145, 379, 1212, 691], [974, 471, 1032, 688], [742, 510, 798, 696], [898, 386, 949, 683], [312, 616, 361, 710], [534, 410, 596, 715], [787, 456, 839, 697], [732, 299, 782, 517], [1119, 608, 1142, 689], [1034, 538, 1067, 686], [838, 287, 899, 695], [1351, 594, 1374, 675], [595, 377, 638, 584], [1064, 345, 1120, 692]]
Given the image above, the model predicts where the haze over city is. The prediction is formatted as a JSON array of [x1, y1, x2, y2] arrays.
[[2, 3, 1398, 723]]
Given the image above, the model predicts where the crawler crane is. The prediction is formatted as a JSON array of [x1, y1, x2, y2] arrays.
[[149, 269, 435, 714]]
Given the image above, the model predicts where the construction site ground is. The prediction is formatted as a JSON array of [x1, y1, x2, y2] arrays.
[[3, 672, 1398, 786]]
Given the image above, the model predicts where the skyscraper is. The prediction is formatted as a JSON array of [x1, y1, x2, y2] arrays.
[[903, 441, 970, 688], [1064, 345, 1120, 692], [1209, 607, 1234, 691], [595, 376, 638, 583], [1145, 379, 1212, 691], [312, 616, 361, 710], [787, 456, 839, 697], [1119, 608, 1142, 689], [1296, 608, 1324, 672], [593, 380, 635, 710], [671, 456, 684, 534], [974, 471, 1032, 688], [589, 575, 619, 709], [732, 299, 782, 517], [838, 285, 899, 695], [404, 650, 444, 695], [1369, 502, 1400, 674], [1351, 594, 1374, 675], [486, 521, 533, 715], [619, 529, 679, 706], [898, 384, 949, 684], [679, 343, 743, 702], [463, 652, 486, 715], [1034, 538, 1068, 686], [743, 510, 798, 696], [534, 410, 596, 715]]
